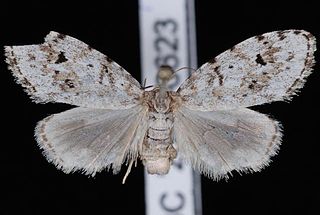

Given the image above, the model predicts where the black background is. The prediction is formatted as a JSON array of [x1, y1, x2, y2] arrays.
[[1, 1, 319, 214]]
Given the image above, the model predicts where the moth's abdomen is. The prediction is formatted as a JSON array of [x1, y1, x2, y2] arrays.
[[141, 112, 177, 175]]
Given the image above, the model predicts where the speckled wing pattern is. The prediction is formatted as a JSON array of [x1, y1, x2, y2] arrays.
[[5, 31, 143, 109], [178, 30, 316, 111], [174, 30, 316, 179]]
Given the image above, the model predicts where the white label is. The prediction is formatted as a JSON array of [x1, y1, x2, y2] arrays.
[[139, 0, 202, 215], [139, 0, 188, 89]]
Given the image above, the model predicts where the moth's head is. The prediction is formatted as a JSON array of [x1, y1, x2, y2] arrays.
[[157, 65, 174, 84], [144, 157, 171, 175]]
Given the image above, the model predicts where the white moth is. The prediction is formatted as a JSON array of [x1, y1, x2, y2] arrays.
[[5, 30, 316, 183]]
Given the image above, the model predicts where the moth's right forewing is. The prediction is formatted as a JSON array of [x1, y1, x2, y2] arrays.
[[178, 30, 316, 111], [35, 105, 148, 175], [173, 106, 282, 180]]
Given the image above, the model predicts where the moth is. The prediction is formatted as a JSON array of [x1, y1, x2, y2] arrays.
[[5, 30, 316, 183]]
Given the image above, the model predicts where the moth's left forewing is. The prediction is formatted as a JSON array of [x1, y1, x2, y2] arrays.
[[5, 31, 143, 109], [173, 106, 282, 179], [178, 30, 316, 111]]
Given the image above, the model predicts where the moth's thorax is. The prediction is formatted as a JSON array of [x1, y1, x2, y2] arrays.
[[142, 88, 181, 113]]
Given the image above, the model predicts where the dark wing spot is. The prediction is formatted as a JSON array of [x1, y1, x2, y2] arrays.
[[28, 53, 36, 61], [214, 66, 220, 71], [41, 135, 48, 142], [294, 30, 301, 35], [206, 76, 215, 85], [21, 78, 31, 86], [102, 64, 109, 73], [286, 52, 295, 61], [190, 83, 197, 91], [248, 84, 254, 89], [255, 54, 267, 66], [304, 54, 314, 68], [302, 33, 314, 43], [256, 35, 265, 41], [64, 79, 75, 88], [263, 41, 269, 45], [105, 56, 113, 63], [55, 52, 68, 64], [39, 44, 53, 53], [286, 79, 300, 94], [54, 70, 60, 74], [214, 66, 223, 86], [9, 50, 18, 65], [21, 78, 36, 92], [57, 33, 66, 40], [208, 57, 217, 64], [228, 65, 234, 69], [277, 31, 286, 40], [87, 64, 94, 68], [12, 57, 18, 65], [108, 72, 115, 84], [99, 64, 109, 84]]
